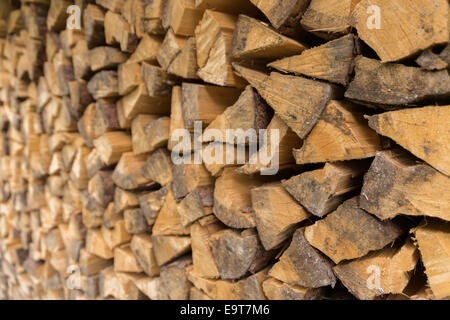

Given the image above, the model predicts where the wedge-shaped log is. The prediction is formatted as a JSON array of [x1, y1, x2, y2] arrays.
[[305, 197, 404, 264], [112, 152, 155, 190], [191, 216, 225, 279], [251, 183, 310, 250], [293, 100, 381, 164], [238, 115, 302, 175], [360, 150, 450, 222], [213, 167, 264, 229], [178, 185, 214, 227], [211, 228, 274, 280], [88, 46, 128, 72], [334, 240, 418, 300], [231, 15, 306, 60], [182, 82, 242, 131], [269, 34, 356, 85], [172, 163, 214, 200], [186, 266, 268, 300], [94, 131, 132, 166], [414, 222, 450, 299], [345, 57, 450, 107], [282, 160, 370, 217], [269, 228, 336, 288], [234, 64, 341, 139], [263, 278, 324, 300], [151, 235, 191, 267], [141, 149, 174, 187], [249, 0, 310, 29], [153, 189, 190, 236], [138, 185, 169, 226], [203, 86, 272, 145], [368, 106, 450, 176], [352, 0, 449, 62], [130, 234, 160, 277], [167, 37, 199, 79], [87, 71, 119, 100], [300, 0, 354, 39]]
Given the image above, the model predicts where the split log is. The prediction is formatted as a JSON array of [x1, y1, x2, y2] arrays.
[[157, 28, 187, 70], [304, 197, 404, 264], [202, 86, 272, 145], [282, 160, 370, 217], [138, 185, 169, 226], [251, 182, 310, 250], [114, 187, 139, 214], [333, 240, 418, 300], [131, 116, 170, 155], [152, 189, 190, 236], [88, 46, 128, 72], [160, 256, 192, 300], [269, 228, 336, 288], [293, 100, 381, 164], [237, 115, 301, 175], [231, 15, 306, 60], [181, 82, 243, 131], [177, 185, 214, 227], [151, 235, 191, 267], [234, 64, 342, 139], [413, 221, 450, 299], [164, 0, 204, 36], [360, 150, 450, 222], [300, 0, 354, 39], [114, 245, 144, 273], [172, 163, 214, 200], [213, 167, 264, 229], [186, 266, 268, 300], [118, 61, 142, 96], [112, 152, 155, 190], [93, 131, 132, 166], [249, 0, 310, 29], [211, 228, 274, 280], [119, 84, 171, 121], [167, 37, 199, 79], [83, 4, 106, 49], [130, 233, 160, 277], [269, 34, 356, 85], [141, 148, 174, 187], [345, 57, 450, 107], [190, 216, 225, 279], [87, 71, 119, 100], [263, 277, 323, 300], [124, 208, 148, 234], [352, 0, 449, 62], [368, 105, 450, 176]]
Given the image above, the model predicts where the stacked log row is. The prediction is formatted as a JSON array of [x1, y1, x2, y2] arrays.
[[0, 0, 449, 300]]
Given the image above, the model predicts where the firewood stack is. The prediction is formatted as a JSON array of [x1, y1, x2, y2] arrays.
[[0, 0, 448, 300]]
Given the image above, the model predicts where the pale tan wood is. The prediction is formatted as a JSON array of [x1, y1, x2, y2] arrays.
[[269, 34, 356, 85], [414, 222, 450, 299], [231, 15, 307, 60], [263, 277, 323, 300], [234, 64, 341, 139], [293, 100, 381, 164], [368, 106, 450, 176], [213, 167, 264, 229], [334, 240, 419, 300], [251, 183, 310, 250], [352, 0, 449, 62]]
